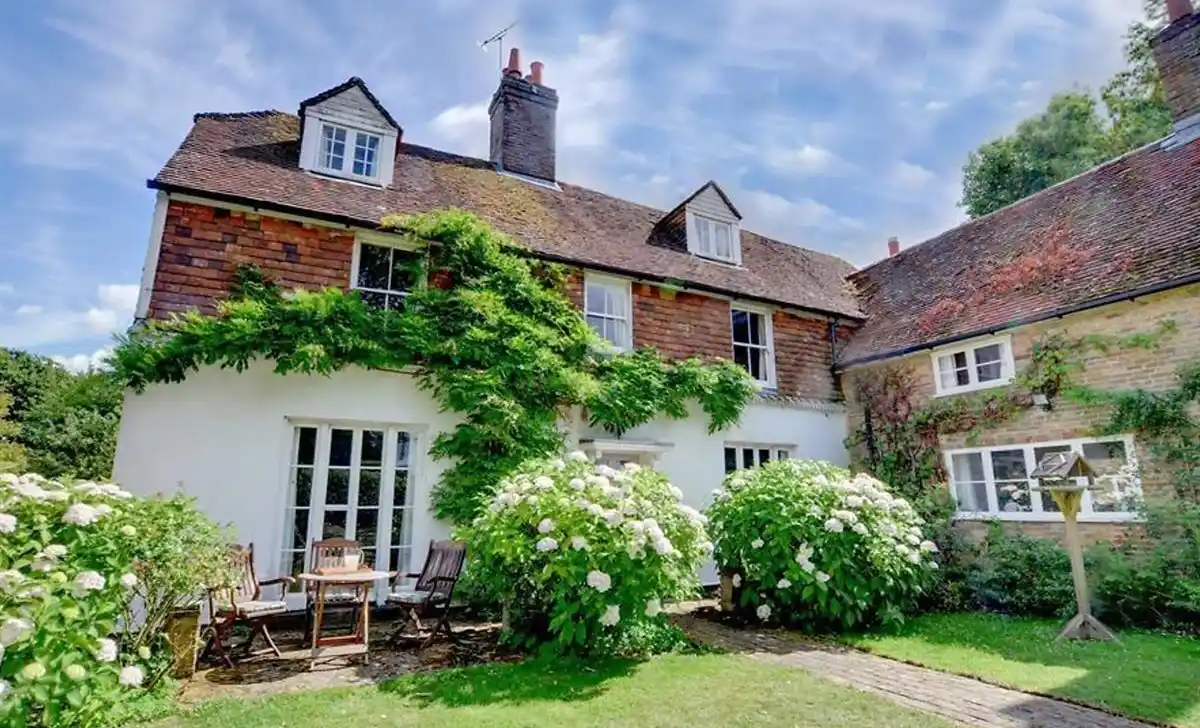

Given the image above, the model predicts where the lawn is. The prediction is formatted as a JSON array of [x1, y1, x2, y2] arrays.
[[842, 612, 1200, 727], [142, 653, 956, 728]]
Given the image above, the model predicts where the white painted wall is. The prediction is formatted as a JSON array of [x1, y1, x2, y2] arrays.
[[114, 365, 848, 590]]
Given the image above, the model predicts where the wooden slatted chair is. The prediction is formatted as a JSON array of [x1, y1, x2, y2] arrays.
[[303, 538, 366, 643], [386, 540, 467, 648], [204, 543, 293, 667]]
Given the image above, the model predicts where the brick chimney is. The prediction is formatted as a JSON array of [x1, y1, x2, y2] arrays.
[[887, 236, 901, 257], [489, 48, 559, 183], [1153, 0, 1200, 143]]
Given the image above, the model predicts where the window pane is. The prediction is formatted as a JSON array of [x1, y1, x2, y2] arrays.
[[950, 452, 987, 511], [715, 223, 731, 258], [357, 244, 391, 290], [1034, 445, 1071, 512], [356, 508, 379, 547], [394, 469, 408, 508], [353, 133, 378, 177], [610, 320, 628, 348], [724, 447, 737, 474], [586, 314, 607, 340], [747, 312, 763, 346], [990, 450, 1027, 480], [390, 249, 420, 293], [975, 344, 1004, 382], [296, 427, 317, 466], [390, 508, 409, 546], [951, 452, 985, 482], [758, 449, 771, 465], [585, 282, 606, 314], [697, 219, 712, 253], [326, 469, 350, 505], [742, 448, 754, 469], [733, 345, 751, 372], [329, 429, 354, 467], [777, 450, 790, 460], [391, 547, 411, 575], [747, 348, 764, 380], [292, 468, 312, 507], [290, 509, 310, 550], [288, 552, 307, 590], [358, 469, 381, 507], [997, 481, 1032, 512], [396, 433, 411, 465], [322, 510, 347, 539], [359, 290, 387, 309], [386, 294, 406, 311], [361, 430, 384, 468], [732, 310, 751, 344], [1084, 440, 1136, 512], [322, 125, 346, 170]]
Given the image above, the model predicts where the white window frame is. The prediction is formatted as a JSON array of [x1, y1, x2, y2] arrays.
[[279, 421, 419, 607], [731, 304, 775, 388], [686, 211, 741, 264], [724, 443, 793, 474], [944, 434, 1140, 523], [315, 121, 383, 183], [350, 233, 423, 310], [931, 335, 1016, 396], [583, 273, 633, 352]]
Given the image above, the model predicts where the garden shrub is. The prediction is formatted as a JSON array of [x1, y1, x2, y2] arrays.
[[0, 473, 229, 727], [706, 460, 936, 631], [461, 452, 710, 655], [967, 524, 1075, 618]]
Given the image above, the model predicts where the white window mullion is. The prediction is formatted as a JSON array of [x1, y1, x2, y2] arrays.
[[1024, 446, 1045, 514], [308, 426, 331, 554], [980, 449, 1000, 514]]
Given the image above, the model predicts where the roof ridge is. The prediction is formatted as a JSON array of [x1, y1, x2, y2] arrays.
[[193, 110, 290, 122], [852, 133, 1172, 278]]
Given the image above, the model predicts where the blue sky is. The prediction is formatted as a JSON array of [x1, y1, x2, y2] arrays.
[[0, 0, 1144, 369]]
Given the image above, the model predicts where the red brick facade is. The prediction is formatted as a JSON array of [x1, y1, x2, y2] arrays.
[[148, 200, 847, 402]]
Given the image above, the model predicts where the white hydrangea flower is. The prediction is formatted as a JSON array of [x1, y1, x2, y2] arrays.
[[550, 458, 566, 471], [776, 578, 792, 589], [698, 540, 714, 556], [120, 573, 139, 589], [44, 544, 67, 558], [712, 488, 730, 502], [600, 605, 621, 626], [605, 510, 624, 527], [668, 485, 684, 501], [524, 495, 539, 506], [0, 618, 33, 647], [644, 598, 662, 617], [119, 665, 144, 688], [10, 481, 48, 500], [920, 540, 939, 553], [587, 475, 611, 490], [534, 476, 555, 491], [824, 518, 844, 533], [496, 491, 520, 508], [600, 484, 621, 498], [905, 533, 921, 546], [677, 504, 707, 526], [21, 662, 46, 681], [843, 495, 865, 509], [568, 450, 590, 462], [907, 551, 922, 565], [627, 542, 645, 560], [95, 638, 118, 663], [138, 645, 152, 660], [94, 504, 113, 516], [731, 573, 742, 588], [832, 509, 858, 524], [595, 465, 619, 478], [930, 561, 939, 570], [652, 537, 674, 556], [31, 556, 55, 573], [569, 478, 587, 491], [573, 497, 592, 509], [815, 571, 831, 583], [895, 544, 911, 556], [535, 537, 559, 553], [0, 570, 23, 591], [728, 477, 747, 491], [809, 504, 824, 517], [621, 500, 639, 515], [852, 522, 869, 536], [63, 503, 101, 526], [0, 679, 9, 702], [0, 513, 15, 534], [570, 536, 588, 551], [751, 538, 765, 549], [799, 559, 816, 574], [538, 518, 555, 534], [65, 664, 88, 681], [622, 462, 642, 472], [72, 571, 106, 598], [587, 503, 605, 517], [756, 604, 771, 621], [586, 570, 612, 592], [795, 543, 814, 562]]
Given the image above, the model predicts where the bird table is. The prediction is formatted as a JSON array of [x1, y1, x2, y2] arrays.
[[297, 569, 390, 667]]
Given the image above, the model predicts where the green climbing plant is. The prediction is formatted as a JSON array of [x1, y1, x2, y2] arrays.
[[110, 209, 755, 524]]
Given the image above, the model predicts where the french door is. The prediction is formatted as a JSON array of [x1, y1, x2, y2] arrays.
[[281, 424, 415, 602]]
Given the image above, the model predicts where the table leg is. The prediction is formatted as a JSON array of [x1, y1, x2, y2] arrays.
[[361, 585, 371, 663], [310, 583, 326, 668]]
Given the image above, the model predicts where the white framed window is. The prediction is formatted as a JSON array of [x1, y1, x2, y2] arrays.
[[687, 212, 741, 264], [584, 274, 632, 351], [724, 444, 792, 474], [945, 435, 1141, 522], [352, 239, 423, 310], [731, 306, 775, 387], [932, 336, 1015, 396], [281, 424, 416, 597], [318, 122, 381, 181]]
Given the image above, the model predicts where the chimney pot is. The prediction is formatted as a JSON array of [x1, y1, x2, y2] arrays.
[[887, 236, 901, 257], [489, 52, 559, 182], [1167, 0, 1194, 22], [530, 61, 544, 86], [505, 47, 522, 77]]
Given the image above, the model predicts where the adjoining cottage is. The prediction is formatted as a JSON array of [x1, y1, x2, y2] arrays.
[[115, 50, 858, 599], [840, 2, 1200, 542]]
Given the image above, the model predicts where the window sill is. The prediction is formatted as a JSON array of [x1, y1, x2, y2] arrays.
[[933, 377, 1014, 398], [952, 512, 1140, 524], [305, 169, 385, 188]]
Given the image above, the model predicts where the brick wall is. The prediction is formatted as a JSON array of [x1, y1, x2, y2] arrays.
[[148, 200, 846, 403], [842, 283, 1200, 541]]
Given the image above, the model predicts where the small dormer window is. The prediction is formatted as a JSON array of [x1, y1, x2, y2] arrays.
[[319, 123, 381, 180], [694, 215, 736, 262]]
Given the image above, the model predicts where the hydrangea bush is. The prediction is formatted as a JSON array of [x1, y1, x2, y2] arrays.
[[707, 460, 936, 631], [461, 452, 710, 654], [0, 473, 227, 728]]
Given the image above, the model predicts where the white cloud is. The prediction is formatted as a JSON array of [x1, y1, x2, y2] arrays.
[[0, 283, 137, 349], [16, 305, 42, 316], [53, 347, 114, 374], [924, 100, 950, 112], [0, 284, 12, 296], [98, 284, 139, 313], [769, 144, 841, 175], [889, 161, 937, 189], [430, 102, 490, 158]]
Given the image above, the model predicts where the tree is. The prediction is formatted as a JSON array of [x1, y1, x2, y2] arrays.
[[0, 390, 28, 473], [960, 2, 1173, 218]]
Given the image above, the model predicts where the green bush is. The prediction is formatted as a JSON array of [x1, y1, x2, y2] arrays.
[[0, 473, 229, 727], [968, 525, 1075, 618], [460, 452, 710, 655], [706, 460, 936, 631]]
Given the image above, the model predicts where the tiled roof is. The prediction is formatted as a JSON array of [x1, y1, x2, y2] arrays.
[[151, 111, 862, 319], [841, 136, 1200, 365]]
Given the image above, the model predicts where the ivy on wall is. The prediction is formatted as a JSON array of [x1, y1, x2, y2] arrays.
[[111, 210, 756, 524]]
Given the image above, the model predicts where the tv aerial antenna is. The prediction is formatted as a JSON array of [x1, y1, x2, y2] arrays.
[[479, 21, 519, 71]]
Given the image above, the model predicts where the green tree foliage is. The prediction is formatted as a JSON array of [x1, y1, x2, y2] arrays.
[[0, 391, 28, 473], [961, 1, 1173, 218]]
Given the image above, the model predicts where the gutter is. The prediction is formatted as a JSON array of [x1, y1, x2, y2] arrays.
[[148, 179, 866, 324], [838, 270, 1200, 369]]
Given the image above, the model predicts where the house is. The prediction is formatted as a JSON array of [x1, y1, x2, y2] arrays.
[[839, 2, 1200, 543], [112, 50, 859, 598]]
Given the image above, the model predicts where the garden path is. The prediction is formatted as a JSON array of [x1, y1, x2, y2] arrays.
[[674, 612, 1154, 728]]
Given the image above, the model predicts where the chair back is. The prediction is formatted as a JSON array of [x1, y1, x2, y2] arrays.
[[220, 543, 261, 605], [414, 540, 467, 596], [310, 538, 363, 575]]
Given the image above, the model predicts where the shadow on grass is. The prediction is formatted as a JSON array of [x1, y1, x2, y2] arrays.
[[377, 656, 643, 708]]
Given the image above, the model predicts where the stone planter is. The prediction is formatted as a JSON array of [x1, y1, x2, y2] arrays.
[[165, 605, 202, 679]]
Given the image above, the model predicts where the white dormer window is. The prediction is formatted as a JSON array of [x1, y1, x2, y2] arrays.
[[695, 215, 736, 262], [932, 335, 1015, 396], [319, 123, 381, 180]]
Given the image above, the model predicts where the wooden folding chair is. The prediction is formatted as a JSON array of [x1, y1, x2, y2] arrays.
[[385, 540, 467, 648], [203, 543, 293, 667]]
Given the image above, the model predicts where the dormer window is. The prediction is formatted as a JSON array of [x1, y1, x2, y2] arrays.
[[693, 215, 737, 263], [667, 181, 743, 265], [319, 124, 381, 180], [298, 77, 401, 188]]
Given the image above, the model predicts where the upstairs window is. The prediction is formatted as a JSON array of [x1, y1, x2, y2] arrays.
[[353, 241, 422, 310], [584, 274, 632, 351], [689, 214, 740, 264], [731, 306, 774, 387], [932, 336, 1015, 396], [319, 123, 381, 181], [724, 445, 792, 474]]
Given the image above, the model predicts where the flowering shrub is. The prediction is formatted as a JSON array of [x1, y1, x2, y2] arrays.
[[0, 473, 227, 728], [461, 452, 710, 654], [707, 460, 936, 631]]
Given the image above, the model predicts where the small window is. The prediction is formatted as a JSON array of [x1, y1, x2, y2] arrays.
[[584, 275, 632, 351], [689, 213, 740, 264], [353, 241, 422, 310], [731, 307, 774, 387], [724, 445, 792, 474], [319, 123, 381, 180], [932, 336, 1014, 395]]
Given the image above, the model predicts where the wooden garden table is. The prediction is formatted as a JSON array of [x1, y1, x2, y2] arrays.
[[297, 570, 390, 667]]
